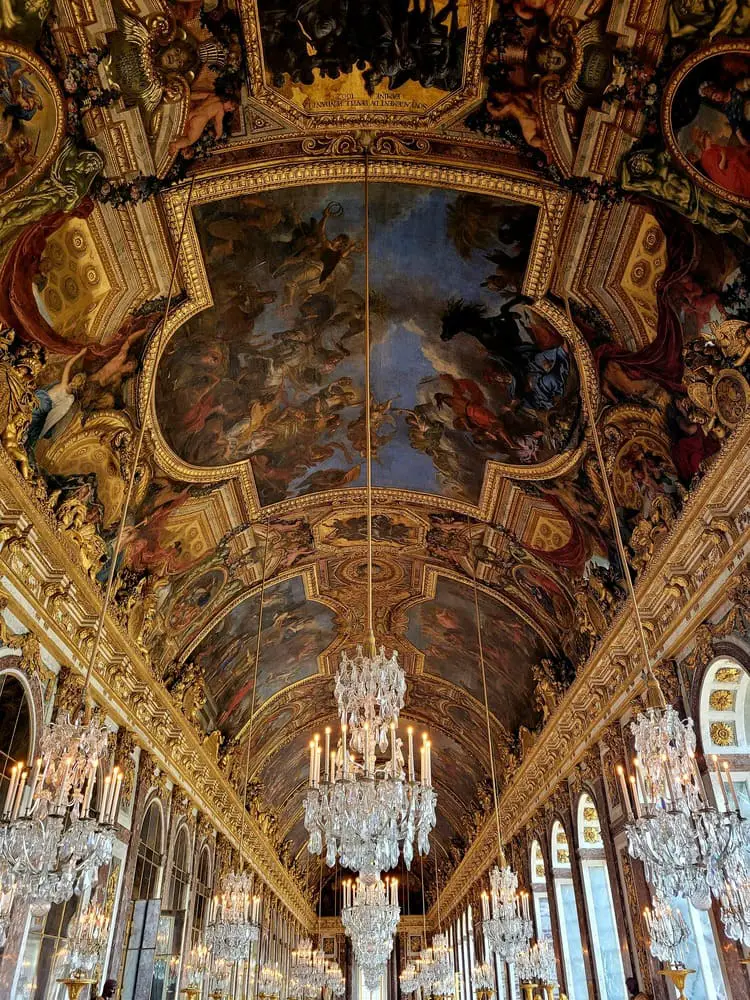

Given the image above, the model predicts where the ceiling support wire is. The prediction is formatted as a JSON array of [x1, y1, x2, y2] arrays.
[[364, 147, 376, 657], [537, 187, 661, 699], [81, 177, 196, 702], [240, 516, 271, 871], [470, 556, 505, 865]]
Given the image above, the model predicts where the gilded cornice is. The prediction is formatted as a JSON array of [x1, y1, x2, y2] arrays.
[[430, 418, 750, 921], [0, 451, 315, 929]]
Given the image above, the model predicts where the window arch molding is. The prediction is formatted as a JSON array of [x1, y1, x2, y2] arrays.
[[697, 650, 750, 757], [0, 657, 43, 762]]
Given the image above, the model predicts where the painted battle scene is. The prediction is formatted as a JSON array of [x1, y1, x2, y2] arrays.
[[668, 47, 750, 203], [157, 182, 582, 506], [189, 576, 338, 739], [258, 0, 469, 111], [406, 574, 546, 733]]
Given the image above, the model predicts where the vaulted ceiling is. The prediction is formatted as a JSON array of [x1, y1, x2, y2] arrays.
[[2, 0, 749, 905]]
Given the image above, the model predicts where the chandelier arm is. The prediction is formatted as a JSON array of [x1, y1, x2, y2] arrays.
[[364, 145, 375, 656], [82, 176, 197, 701], [470, 557, 504, 863], [538, 187, 659, 699], [240, 514, 271, 868]]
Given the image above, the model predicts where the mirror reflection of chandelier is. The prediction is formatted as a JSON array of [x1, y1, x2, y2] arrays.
[[341, 873, 400, 989], [0, 712, 120, 905]]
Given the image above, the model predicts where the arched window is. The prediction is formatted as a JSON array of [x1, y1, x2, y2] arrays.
[[133, 800, 164, 901], [123, 800, 166, 1000], [167, 825, 191, 912], [0, 671, 33, 815], [576, 794, 627, 1000], [530, 840, 551, 940], [700, 655, 750, 815], [550, 821, 587, 1000], [192, 845, 213, 945]]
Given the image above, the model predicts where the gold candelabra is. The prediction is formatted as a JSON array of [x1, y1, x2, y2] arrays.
[[180, 989, 200, 1000], [57, 975, 98, 1000], [659, 966, 695, 999]]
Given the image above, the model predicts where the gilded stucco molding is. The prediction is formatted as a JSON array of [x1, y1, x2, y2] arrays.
[[430, 417, 750, 921], [0, 450, 315, 929]]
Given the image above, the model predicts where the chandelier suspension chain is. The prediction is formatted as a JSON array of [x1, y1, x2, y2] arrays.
[[239, 515, 271, 867], [471, 558, 504, 861], [539, 187, 656, 688], [83, 176, 197, 697], [364, 148, 375, 655]]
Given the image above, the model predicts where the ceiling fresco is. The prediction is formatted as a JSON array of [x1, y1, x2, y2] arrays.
[[1, 0, 750, 902], [155, 182, 580, 507]]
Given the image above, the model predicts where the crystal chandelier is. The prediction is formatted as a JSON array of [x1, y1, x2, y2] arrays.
[[258, 963, 284, 999], [623, 692, 750, 909], [0, 712, 121, 904], [472, 962, 495, 1000], [304, 722, 436, 873], [326, 959, 346, 996], [416, 931, 453, 997], [342, 873, 400, 989], [184, 943, 210, 993], [399, 960, 420, 995], [481, 864, 532, 961], [644, 897, 690, 965], [65, 900, 109, 976], [292, 938, 328, 991], [205, 870, 260, 962]]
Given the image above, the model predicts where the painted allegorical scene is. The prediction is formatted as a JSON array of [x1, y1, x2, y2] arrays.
[[257, 0, 470, 113], [156, 182, 582, 507], [666, 44, 750, 204], [406, 574, 546, 733], [189, 576, 338, 739]]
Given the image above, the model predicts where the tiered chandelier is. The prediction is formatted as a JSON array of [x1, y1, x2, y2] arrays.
[[291, 937, 327, 991], [472, 961, 495, 1000], [342, 874, 400, 988], [205, 870, 260, 962], [0, 711, 120, 905], [481, 865, 532, 961], [516, 939, 557, 996], [621, 684, 750, 918], [304, 148, 437, 990], [64, 899, 109, 978]]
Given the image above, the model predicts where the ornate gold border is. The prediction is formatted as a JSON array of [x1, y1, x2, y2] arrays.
[[0, 42, 66, 208], [139, 161, 582, 522], [661, 40, 750, 210], [238, 0, 493, 132]]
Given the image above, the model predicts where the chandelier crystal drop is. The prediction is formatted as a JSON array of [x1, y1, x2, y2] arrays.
[[481, 865, 532, 961], [205, 871, 260, 962], [305, 720, 436, 873], [624, 700, 750, 908], [342, 874, 400, 990], [0, 713, 121, 905], [416, 932, 453, 996], [644, 897, 690, 966], [334, 645, 406, 751]]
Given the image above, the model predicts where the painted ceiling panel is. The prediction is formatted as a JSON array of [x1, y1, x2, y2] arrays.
[[192, 576, 337, 739], [156, 183, 581, 507]]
